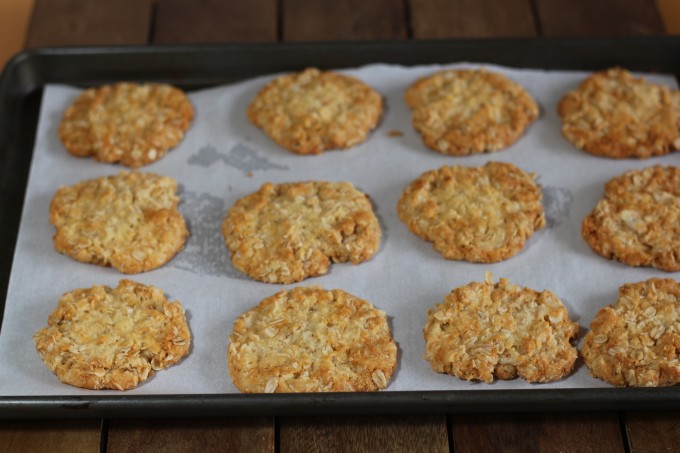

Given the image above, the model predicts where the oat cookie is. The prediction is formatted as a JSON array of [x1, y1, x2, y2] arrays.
[[582, 165, 680, 272], [582, 278, 680, 387], [50, 172, 189, 274], [34, 280, 191, 390], [423, 273, 579, 383], [222, 181, 380, 284], [59, 82, 194, 167], [228, 286, 397, 393], [397, 162, 545, 263], [247, 68, 383, 154], [558, 68, 680, 158], [405, 69, 539, 155]]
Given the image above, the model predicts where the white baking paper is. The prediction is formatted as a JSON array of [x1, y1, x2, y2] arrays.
[[1, 63, 679, 396]]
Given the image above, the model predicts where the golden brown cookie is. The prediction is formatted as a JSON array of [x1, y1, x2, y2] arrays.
[[59, 82, 194, 167], [423, 273, 579, 383], [582, 166, 680, 272], [405, 68, 539, 155], [50, 172, 189, 274], [582, 278, 680, 387], [222, 181, 380, 284], [34, 280, 191, 391], [397, 162, 545, 263], [247, 68, 383, 154], [228, 286, 397, 393], [558, 68, 680, 158]]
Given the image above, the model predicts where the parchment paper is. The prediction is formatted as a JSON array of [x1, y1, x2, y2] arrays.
[[1, 63, 678, 396]]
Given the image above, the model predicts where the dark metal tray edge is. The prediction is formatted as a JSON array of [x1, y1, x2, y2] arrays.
[[1, 37, 680, 418]]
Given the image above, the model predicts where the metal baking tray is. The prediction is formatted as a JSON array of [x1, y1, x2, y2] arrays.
[[1, 38, 679, 418]]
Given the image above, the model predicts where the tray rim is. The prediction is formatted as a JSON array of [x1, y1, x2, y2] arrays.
[[2, 37, 680, 418]]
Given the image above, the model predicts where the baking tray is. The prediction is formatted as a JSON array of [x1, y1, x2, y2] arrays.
[[1, 37, 680, 418]]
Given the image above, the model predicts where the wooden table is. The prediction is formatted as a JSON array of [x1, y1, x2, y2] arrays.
[[1, 1, 679, 451]]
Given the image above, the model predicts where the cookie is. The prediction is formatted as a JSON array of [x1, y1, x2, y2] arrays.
[[582, 278, 680, 387], [228, 286, 397, 393], [247, 68, 383, 154], [33, 280, 191, 391], [222, 181, 380, 284], [423, 273, 579, 383], [50, 171, 189, 274], [582, 165, 680, 272], [405, 68, 539, 155], [397, 162, 545, 263], [558, 68, 680, 158], [58, 82, 194, 167]]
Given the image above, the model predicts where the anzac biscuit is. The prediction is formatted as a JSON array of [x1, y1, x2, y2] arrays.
[[247, 68, 383, 154], [423, 273, 579, 383], [50, 172, 189, 274], [582, 166, 680, 272], [558, 68, 680, 158], [397, 162, 545, 263], [228, 286, 397, 393], [59, 82, 194, 167], [405, 69, 539, 155], [222, 181, 380, 284], [34, 280, 191, 391], [582, 278, 680, 387]]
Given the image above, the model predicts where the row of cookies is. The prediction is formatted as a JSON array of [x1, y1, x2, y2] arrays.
[[34, 274, 680, 391], [57, 67, 680, 169], [48, 162, 680, 280]]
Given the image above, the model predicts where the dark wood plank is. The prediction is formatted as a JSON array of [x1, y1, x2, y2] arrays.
[[409, 0, 537, 39], [0, 419, 101, 453], [625, 411, 680, 453], [283, 0, 407, 41], [107, 418, 274, 453], [25, 0, 152, 48], [153, 0, 277, 44], [535, 0, 665, 36], [452, 412, 625, 453], [280, 415, 448, 453]]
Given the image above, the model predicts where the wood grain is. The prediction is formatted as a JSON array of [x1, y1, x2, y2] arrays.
[[25, 0, 152, 48], [657, 0, 680, 33], [283, 0, 407, 41], [0, 419, 101, 453], [153, 0, 277, 44], [535, 0, 665, 36], [279, 415, 448, 452], [625, 412, 680, 453], [452, 412, 625, 453], [0, 0, 34, 68], [107, 418, 274, 453], [409, 0, 537, 39]]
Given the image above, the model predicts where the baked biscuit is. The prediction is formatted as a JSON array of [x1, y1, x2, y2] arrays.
[[247, 68, 383, 154], [397, 162, 545, 263], [582, 278, 680, 387], [222, 181, 380, 284], [558, 68, 680, 158], [50, 172, 188, 274], [405, 69, 539, 155], [582, 166, 680, 272], [34, 280, 191, 390], [423, 273, 579, 383], [59, 82, 194, 167], [228, 286, 397, 393]]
